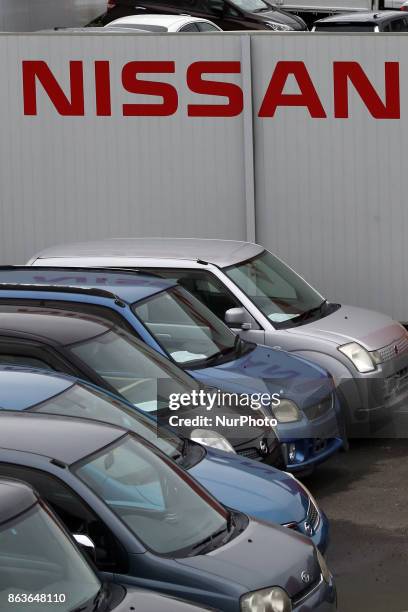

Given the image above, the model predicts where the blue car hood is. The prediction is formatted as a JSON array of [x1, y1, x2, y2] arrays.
[[189, 447, 308, 524], [177, 520, 318, 597], [188, 345, 334, 409]]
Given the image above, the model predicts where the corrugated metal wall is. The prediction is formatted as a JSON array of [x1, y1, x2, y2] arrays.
[[0, 32, 407, 320], [252, 34, 408, 320]]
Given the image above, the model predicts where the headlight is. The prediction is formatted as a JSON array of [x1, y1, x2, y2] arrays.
[[241, 587, 292, 612], [265, 21, 293, 30], [338, 342, 376, 373], [273, 399, 301, 423], [190, 429, 236, 454], [316, 549, 332, 584]]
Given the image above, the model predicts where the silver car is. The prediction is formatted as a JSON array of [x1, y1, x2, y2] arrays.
[[29, 237, 408, 436]]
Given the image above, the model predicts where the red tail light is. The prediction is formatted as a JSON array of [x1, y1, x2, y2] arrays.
[[107, 1, 117, 9], [400, 4, 408, 9]]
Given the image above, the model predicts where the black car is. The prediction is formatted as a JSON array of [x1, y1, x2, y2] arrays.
[[97, 0, 307, 31], [0, 478, 208, 612], [0, 305, 284, 467], [312, 10, 408, 31]]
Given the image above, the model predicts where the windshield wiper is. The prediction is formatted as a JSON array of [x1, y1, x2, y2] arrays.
[[292, 300, 327, 325], [189, 514, 235, 556]]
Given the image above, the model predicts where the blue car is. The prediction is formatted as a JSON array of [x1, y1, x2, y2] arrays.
[[0, 372, 337, 611], [0, 267, 345, 473], [0, 366, 329, 553]]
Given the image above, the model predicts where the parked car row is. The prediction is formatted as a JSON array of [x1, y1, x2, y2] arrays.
[[0, 368, 336, 611], [1, 237, 407, 610]]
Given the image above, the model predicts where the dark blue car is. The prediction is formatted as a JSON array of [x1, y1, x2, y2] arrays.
[[0, 403, 337, 610], [0, 366, 329, 552], [0, 267, 344, 473]]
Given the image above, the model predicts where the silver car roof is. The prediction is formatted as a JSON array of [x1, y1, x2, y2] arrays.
[[31, 238, 264, 268]]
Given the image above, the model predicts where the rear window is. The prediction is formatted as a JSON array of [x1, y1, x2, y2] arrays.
[[314, 23, 375, 31], [109, 23, 167, 32]]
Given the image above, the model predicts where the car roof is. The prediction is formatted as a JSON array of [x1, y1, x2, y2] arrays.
[[0, 305, 114, 345], [314, 10, 404, 23], [0, 266, 176, 304], [37, 27, 147, 33], [0, 479, 38, 525], [0, 412, 125, 465], [0, 367, 74, 410], [108, 14, 214, 27], [31, 238, 264, 268]]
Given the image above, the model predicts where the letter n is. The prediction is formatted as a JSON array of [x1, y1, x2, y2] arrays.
[[333, 61, 400, 119], [23, 61, 84, 116]]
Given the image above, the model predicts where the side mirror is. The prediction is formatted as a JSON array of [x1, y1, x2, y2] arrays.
[[207, 0, 224, 14], [225, 307, 252, 330], [73, 534, 96, 563]]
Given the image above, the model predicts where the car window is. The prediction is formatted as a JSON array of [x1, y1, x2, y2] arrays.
[[197, 21, 220, 30], [179, 22, 200, 31], [0, 505, 100, 612], [314, 23, 375, 31], [143, 269, 240, 322], [389, 17, 408, 31], [0, 354, 54, 370], [75, 435, 228, 556], [0, 465, 128, 573], [134, 286, 237, 366]]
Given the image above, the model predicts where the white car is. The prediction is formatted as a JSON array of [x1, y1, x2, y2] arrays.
[[105, 14, 222, 32]]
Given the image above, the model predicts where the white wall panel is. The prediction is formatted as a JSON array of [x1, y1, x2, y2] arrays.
[[252, 33, 408, 320], [0, 32, 408, 320], [0, 33, 247, 265]]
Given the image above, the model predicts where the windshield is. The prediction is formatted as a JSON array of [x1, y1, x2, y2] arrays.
[[75, 435, 228, 556], [314, 23, 375, 31], [0, 504, 100, 612], [68, 328, 199, 409], [225, 250, 324, 328], [133, 287, 237, 367], [30, 383, 182, 459], [230, 0, 271, 10]]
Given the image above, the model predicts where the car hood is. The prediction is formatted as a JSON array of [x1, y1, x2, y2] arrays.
[[189, 345, 334, 410], [121, 588, 207, 611], [177, 519, 319, 597], [286, 304, 406, 351], [189, 447, 308, 524], [254, 7, 307, 29]]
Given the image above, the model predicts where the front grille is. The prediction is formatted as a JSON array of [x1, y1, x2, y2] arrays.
[[293, 576, 322, 607], [376, 333, 408, 363], [306, 499, 320, 531], [237, 447, 261, 460], [384, 365, 408, 400], [304, 394, 333, 421]]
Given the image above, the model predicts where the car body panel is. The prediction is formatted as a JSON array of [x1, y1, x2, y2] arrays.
[[0, 268, 343, 471], [0, 367, 329, 551], [0, 412, 336, 611], [29, 239, 408, 432]]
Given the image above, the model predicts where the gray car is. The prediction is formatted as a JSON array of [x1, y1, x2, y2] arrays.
[[29, 237, 408, 436]]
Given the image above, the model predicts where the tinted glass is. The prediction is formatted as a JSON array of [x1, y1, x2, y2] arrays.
[[225, 250, 324, 328], [389, 18, 408, 30], [0, 505, 100, 611], [230, 0, 269, 11], [197, 21, 220, 30], [134, 287, 236, 366], [68, 328, 199, 409], [76, 436, 228, 555], [314, 23, 375, 31], [179, 22, 200, 31], [30, 383, 182, 458]]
